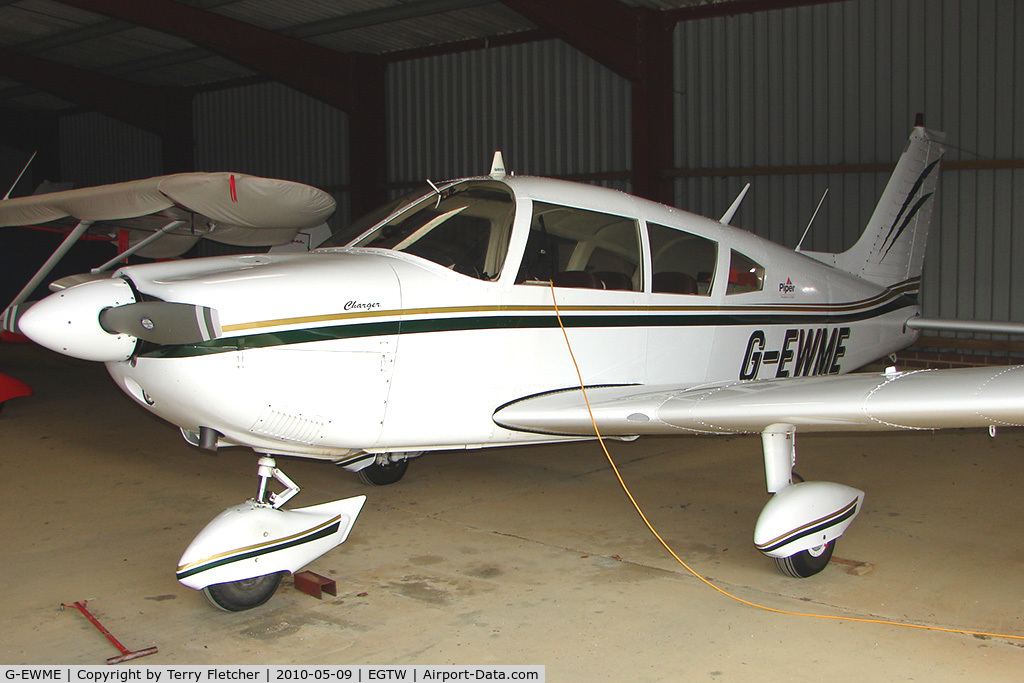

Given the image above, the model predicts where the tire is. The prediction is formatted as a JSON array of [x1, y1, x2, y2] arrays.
[[202, 571, 284, 611], [358, 458, 409, 486], [773, 541, 834, 578]]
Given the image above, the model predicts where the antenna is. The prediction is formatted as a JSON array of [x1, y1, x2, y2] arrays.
[[719, 183, 750, 225], [3, 150, 37, 201], [489, 151, 506, 179], [795, 188, 829, 252]]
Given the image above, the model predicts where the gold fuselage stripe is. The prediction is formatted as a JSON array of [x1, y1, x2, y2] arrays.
[[221, 280, 918, 334]]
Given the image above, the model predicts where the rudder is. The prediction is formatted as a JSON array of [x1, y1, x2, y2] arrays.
[[808, 122, 945, 289]]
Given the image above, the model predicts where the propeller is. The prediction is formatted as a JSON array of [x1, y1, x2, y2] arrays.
[[99, 301, 222, 346]]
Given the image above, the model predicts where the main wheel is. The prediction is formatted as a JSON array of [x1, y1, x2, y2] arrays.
[[202, 571, 284, 611], [358, 458, 409, 486], [773, 541, 834, 578]]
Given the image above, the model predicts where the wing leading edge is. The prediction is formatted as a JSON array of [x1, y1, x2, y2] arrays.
[[493, 365, 1024, 437]]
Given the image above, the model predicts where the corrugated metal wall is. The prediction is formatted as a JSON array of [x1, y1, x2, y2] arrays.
[[59, 112, 162, 186], [39, 0, 1023, 328], [673, 0, 1024, 324], [194, 82, 351, 228], [386, 39, 631, 193]]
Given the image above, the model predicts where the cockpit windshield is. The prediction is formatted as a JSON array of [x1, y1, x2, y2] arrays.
[[331, 181, 515, 281], [319, 185, 433, 249]]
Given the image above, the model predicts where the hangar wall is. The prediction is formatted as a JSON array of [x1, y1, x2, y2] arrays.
[[31, 0, 1023, 329], [194, 82, 351, 231], [673, 0, 1024, 325], [59, 113, 161, 186], [386, 39, 631, 192], [52, 83, 353, 231]]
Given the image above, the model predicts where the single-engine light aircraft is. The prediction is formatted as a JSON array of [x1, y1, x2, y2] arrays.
[[6, 123, 1024, 611]]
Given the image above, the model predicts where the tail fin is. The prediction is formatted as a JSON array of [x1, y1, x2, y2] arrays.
[[809, 124, 945, 289]]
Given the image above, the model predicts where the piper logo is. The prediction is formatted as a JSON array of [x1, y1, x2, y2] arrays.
[[779, 278, 796, 297]]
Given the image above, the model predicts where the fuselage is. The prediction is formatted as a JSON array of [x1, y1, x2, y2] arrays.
[[99, 175, 919, 461]]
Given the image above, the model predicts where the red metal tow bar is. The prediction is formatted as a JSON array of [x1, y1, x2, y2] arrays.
[[61, 600, 158, 664]]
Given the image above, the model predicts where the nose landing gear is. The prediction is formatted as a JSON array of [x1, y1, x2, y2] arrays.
[[178, 456, 366, 611]]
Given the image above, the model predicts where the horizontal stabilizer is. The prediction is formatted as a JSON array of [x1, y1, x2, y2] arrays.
[[906, 316, 1024, 336]]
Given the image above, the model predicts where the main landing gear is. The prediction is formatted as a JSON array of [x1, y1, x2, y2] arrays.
[[753, 423, 864, 578], [347, 452, 423, 486], [177, 456, 366, 611]]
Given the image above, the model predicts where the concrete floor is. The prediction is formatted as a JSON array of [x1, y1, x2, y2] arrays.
[[3, 341, 1024, 679]]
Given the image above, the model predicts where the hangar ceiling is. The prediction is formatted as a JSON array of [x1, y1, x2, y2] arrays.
[[0, 0, 833, 211], [0, 0, 790, 114]]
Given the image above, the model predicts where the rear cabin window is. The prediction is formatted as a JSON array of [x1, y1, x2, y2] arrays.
[[648, 223, 717, 295], [727, 250, 765, 294], [516, 202, 641, 291], [347, 181, 514, 281]]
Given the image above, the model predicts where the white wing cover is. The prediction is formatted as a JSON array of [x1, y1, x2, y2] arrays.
[[0, 172, 336, 253]]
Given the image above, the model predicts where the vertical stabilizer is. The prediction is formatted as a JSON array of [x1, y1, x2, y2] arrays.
[[807, 125, 945, 289]]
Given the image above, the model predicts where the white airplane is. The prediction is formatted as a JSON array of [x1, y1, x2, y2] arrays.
[[5, 123, 1024, 611]]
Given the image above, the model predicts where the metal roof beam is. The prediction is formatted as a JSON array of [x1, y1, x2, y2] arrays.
[[499, 0, 642, 81], [0, 46, 193, 174], [51, 0, 363, 113], [499, 1, 673, 204], [666, 0, 848, 23], [51, 0, 390, 215], [285, 0, 497, 38], [0, 45, 165, 135], [11, 0, 239, 54]]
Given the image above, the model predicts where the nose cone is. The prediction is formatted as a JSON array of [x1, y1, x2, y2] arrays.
[[19, 277, 138, 362]]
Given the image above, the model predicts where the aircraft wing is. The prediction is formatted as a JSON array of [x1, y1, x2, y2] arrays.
[[493, 365, 1024, 437], [0, 172, 336, 256]]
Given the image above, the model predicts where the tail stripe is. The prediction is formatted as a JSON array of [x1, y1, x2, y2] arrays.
[[803, 125, 945, 288], [881, 158, 941, 252], [881, 191, 934, 261]]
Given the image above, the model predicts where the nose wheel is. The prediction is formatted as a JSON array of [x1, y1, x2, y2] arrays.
[[203, 571, 284, 612]]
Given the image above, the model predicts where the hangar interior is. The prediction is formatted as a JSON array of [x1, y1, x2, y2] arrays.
[[3, 0, 1024, 675]]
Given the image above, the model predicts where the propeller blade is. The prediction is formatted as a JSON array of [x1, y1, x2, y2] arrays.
[[99, 302, 221, 345], [2, 301, 35, 334]]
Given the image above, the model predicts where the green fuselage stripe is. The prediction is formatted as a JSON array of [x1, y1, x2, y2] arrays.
[[175, 519, 341, 581], [143, 296, 918, 359]]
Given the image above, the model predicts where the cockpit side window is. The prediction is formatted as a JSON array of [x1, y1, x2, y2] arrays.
[[648, 223, 717, 296], [726, 249, 765, 294], [516, 201, 641, 291], [345, 181, 515, 281]]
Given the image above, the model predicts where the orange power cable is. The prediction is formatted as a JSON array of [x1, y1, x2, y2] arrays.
[[548, 280, 1024, 642]]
